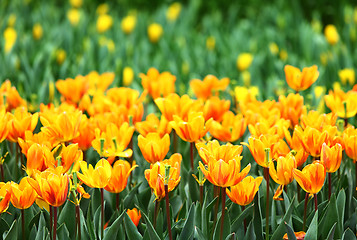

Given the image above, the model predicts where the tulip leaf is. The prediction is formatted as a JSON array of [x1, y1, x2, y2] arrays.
[[188, 170, 199, 202], [86, 201, 96, 240], [34, 213, 47, 240], [225, 233, 236, 240], [0, 217, 10, 237], [231, 204, 254, 233], [318, 194, 339, 239], [123, 182, 142, 209], [103, 210, 125, 240], [195, 202, 202, 230], [57, 223, 70, 240], [253, 194, 263, 240], [58, 201, 76, 238], [124, 212, 142, 240], [178, 203, 196, 240], [139, 207, 161, 240], [270, 196, 295, 240], [341, 228, 357, 240], [305, 210, 318, 240], [326, 222, 337, 240], [213, 209, 231, 240], [194, 226, 206, 240], [3, 219, 17, 240], [336, 189, 346, 238], [202, 196, 218, 237], [29, 224, 37, 240], [283, 191, 292, 226], [284, 222, 297, 240], [271, 200, 277, 232], [244, 221, 256, 240], [156, 208, 164, 239]]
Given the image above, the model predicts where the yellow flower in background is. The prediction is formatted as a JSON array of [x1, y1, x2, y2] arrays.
[[279, 49, 288, 61], [234, 86, 259, 104], [4, 27, 17, 53], [32, 23, 43, 40], [70, 0, 82, 8], [269, 42, 279, 55], [97, 14, 113, 33], [7, 14, 16, 27], [121, 15, 136, 34], [236, 53, 253, 71], [166, 2, 182, 21], [206, 36, 215, 51], [242, 71, 251, 86], [106, 39, 115, 52], [324, 24, 339, 45], [148, 23, 163, 43], [56, 49, 66, 65], [339, 68, 355, 85], [96, 3, 109, 15], [123, 67, 134, 86], [67, 8, 80, 26]]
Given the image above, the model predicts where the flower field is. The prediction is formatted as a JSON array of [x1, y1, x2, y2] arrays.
[[1, 0, 357, 239]]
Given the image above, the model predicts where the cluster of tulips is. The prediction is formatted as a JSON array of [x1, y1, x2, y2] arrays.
[[0, 63, 356, 240]]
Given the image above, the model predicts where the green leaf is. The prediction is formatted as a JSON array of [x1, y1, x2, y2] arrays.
[[244, 221, 256, 240], [225, 233, 236, 240], [0, 217, 10, 237], [124, 212, 142, 240], [213, 209, 231, 240], [326, 222, 337, 240], [178, 203, 196, 240], [253, 194, 263, 240], [231, 204, 254, 233], [341, 228, 357, 240], [124, 182, 142, 209], [336, 189, 346, 238], [4, 219, 17, 240], [270, 196, 295, 240], [103, 211, 125, 240], [139, 207, 161, 240], [57, 223, 70, 240], [35, 213, 48, 240], [86, 201, 96, 240], [188, 169, 199, 202], [283, 191, 292, 226], [318, 194, 339, 239], [284, 222, 297, 240], [58, 201, 76, 238], [194, 227, 206, 240], [305, 210, 318, 240], [202, 195, 218, 237]]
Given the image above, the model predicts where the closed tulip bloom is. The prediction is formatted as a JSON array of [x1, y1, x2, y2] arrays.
[[0, 80, 27, 111], [236, 53, 253, 71], [135, 113, 172, 137], [190, 75, 229, 100], [147, 23, 163, 43], [56, 75, 89, 104], [25, 144, 55, 175], [293, 161, 326, 194], [278, 93, 305, 127], [27, 167, 69, 207], [10, 177, 37, 209], [343, 127, 357, 161], [121, 15, 136, 34], [284, 65, 319, 92], [145, 153, 181, 200], [67, 8, 80, 26], [104, 160, 137, 193], [123, 66, 134, 86], [196, 140, 243, 165], [324, 88, 357, 118], [0, 108, 10, 143], [0, 182, 11, 214], [294, 126, 328, 158], [320, 143, 342, 173], [57, 144, 83, 173], [7, 107, 39, 143], [339, 68, 355, 85], [203, 96, 231, 122], [324, 24, 339, 45], [140, 68, 176, 99], [127, 208, 141, 227], [209, 111, 246, 143], [72, 115, 96, 151], [138, 133, 170, 164], [170, 112, 212, 143], [166, 2, 181, 21], [96, 14, 113, 33], [77, 159, 112, 189], [32, 23, 43, 40], [226, 176, 263, 206]]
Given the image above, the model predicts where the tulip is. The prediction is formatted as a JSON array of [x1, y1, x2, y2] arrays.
[[10, 177, 37, 210], [147, 23, 163, 43], [166, 2, 181, 21], [294, 126, 328, 158], [325, 88, 357, 119], [77, 159, 112, 189], [0, 182, 11, 214], [25, 143, 55, 176], [236, 53, 253, 71], [123, 66, 134, 86], [135, 113, 172, 138], [127, 208, 141, 227], [140, 68, 176, 99], [324, 24, 339, 45], [4, 27, 17, 53], [138, 133, 170, 164], [203, 96, 231, 122], [32, 23, 43, 40], [209, 111, 246, 142], [339, 68, 355, 85], [284, 65, 319, 92], [278, 93, 305, 127], [121, 15, 136, 34], [96, 14, 113, 33], [226, 176, 263, 206], [283, 231, 306, 240], [67, 8, 80, 26], [293, 161, 326, 195], [7, 107, 39, 143], [55, 75, 89, 104], [190, 75, 229, 100]]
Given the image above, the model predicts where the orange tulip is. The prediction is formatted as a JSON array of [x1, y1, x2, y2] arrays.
[[203, 96, 230, 122], [18, 130, 55, 156], [190, 75, 229, 100], [87, 71, 115, 94], [0, 108, 10, 143], [57, 144, 83, 173], [226, 176, 263, 206], [135, 113, 172, 137], [300, 110, 337, 131], [293, 161, 326, 194], [294, 126, 328, 158], [138, 133, 170, 164], [56, 75, 89, 104], [170, 112, 212, 143], [325, 88, 357, 118], [92, 122, 134, 158], [269, 153, 297, 200], [7, 107, 39, 142], [284, 129, 309, 167], [209, 111, 246, 142], [284, 65, 319, 92], [127, 208, 141, 227], [0, 80, 27, 111], [25, 144, 55, 175], [196, 140, 243, 165], [0, 182, 11, 214], [320, 143, 342, 173], [28, 167, 69, 207], [283, 231, 306, 240], [72, 115, 96, 151], [144, 153, 181, 200], [248, 118, 290, 139], [240, 99, 281, 126], [10, 177, 37, 209], [77, 159, 112, 189], [343, 127, 357, 161], [140, 68, 176, 99], [104, 160, 137, 193], [278, 93, 305, 127], [155, 93, 203, 122]]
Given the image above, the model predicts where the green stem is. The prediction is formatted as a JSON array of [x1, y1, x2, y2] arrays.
[[242, 205, 246, 233], [190, 142, 194, 170], [75, 205, 81, 240], [153, 199, 160, 228], [328, 173, 332, 200], [264, 167, 270, 240], [50, 206, 53, 233], [101, 188, 104, 240], [164, 185, 173, 240], [53, 207, 57, 240], [0, 164, 4, 182], [21, 209, 25, 240], [303, 193, 308, 232], [200, 185, 203, 206], [314, 194, 318, 212], [220, 187, 226, 240]]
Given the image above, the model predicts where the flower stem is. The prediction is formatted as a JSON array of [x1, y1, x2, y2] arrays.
[[50, 206, 53, 233], [75, 205, 81, 240], [0, 164, 4, 182], [164, 185, 173, 240], [21, 209, 25, 240], [242, 205, 246, 233], [53, 207, 57, 240], [303, 193, 308, 232], [212, 186, 220, 239], [116, 193, 120, 212], [314, 194, 318, 212], [220, 187, 226, 240], [200, 185, 203, 206], [190, 142, 194, 170], [101, 188, 104, 240], [153, 199, 159, 228], [328, 173, 332, 200], [264, 167, 270, 240]]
